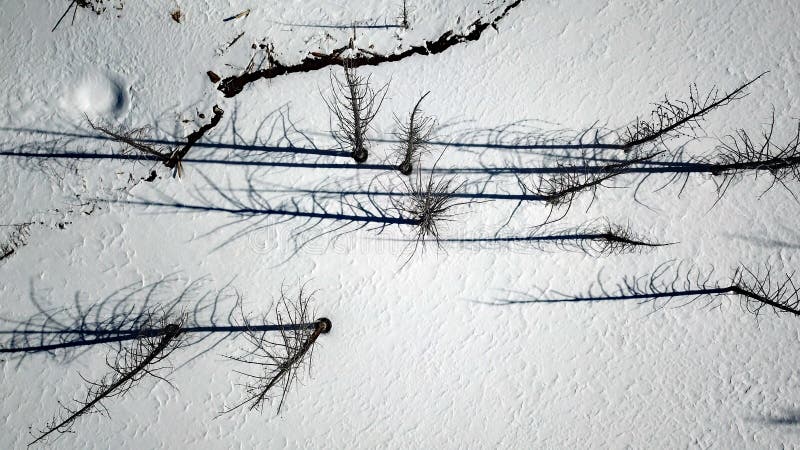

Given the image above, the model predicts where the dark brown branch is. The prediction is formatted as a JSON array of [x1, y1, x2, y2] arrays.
[[217, 0, 525, 97], [165, 105, 225, 171], [87, 105, 224, 177]]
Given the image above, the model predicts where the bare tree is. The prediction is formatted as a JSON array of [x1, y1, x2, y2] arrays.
[[390, 153, 476, 261], [709, 113, 800, 201], [398, 0, 410, 29], [323, 63, 388, 163], [393, 91, 434, 175], [222, 285, 331, 414], [619, 72, 767, 151], [512, 74, 791, 226], [29, 313, 185, 446], [9, 280, 331, 444]]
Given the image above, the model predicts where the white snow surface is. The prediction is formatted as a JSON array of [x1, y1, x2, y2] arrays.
[[2, 0, 800, 448]]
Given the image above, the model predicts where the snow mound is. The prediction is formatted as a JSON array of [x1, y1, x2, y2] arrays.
[[61, 70, 130, 119]]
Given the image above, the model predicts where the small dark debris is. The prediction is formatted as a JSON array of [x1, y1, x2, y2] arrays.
[[207, 71, 221, 83], [171, 9, 183, 23], [144, 170, 157, 182], [223, 8, 250, 22], [0, 249, 14, 261]]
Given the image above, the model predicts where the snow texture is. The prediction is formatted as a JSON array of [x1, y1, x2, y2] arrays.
[[2, 0, 800, 448]]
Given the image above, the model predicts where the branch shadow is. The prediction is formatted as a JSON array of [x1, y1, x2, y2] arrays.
[[118, 168, 420, 264], [0, 277, 318, 367], [473, 262, 731, 308], [0, 103, 353, 164], [753, 409, 800, 426], [274, 20, 404, 30], [1, 108, 709, 178]]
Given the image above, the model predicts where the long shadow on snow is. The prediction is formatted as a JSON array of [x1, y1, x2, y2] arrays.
[[0, 277, 317, 363]]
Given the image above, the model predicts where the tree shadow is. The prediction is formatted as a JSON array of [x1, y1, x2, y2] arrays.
[[0, 276, 318, 366], [374, 218, 672, 256], [753, 409, 800, 426], [274, 19, 404, 30], [475, 262, 800, 318], [1, 107, 705, 178], [119, 167, 421, 263], [412, 119, 628, 153], [0, 103, 352, 163]]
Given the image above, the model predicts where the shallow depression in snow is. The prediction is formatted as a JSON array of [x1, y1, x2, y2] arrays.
[[60, 70, 130, 119]]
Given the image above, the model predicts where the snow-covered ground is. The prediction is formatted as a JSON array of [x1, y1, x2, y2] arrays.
[[2, 1, 800, 448]]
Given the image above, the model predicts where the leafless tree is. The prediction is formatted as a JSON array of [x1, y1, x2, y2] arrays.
[[398, 0, 410, 29], [390, 153, 476, 261], [619, 72, 767, 151], [393, 91, 434, 175], [709, 113, 800, 201], [514, 74, 793, 225], [218, 0, 525, 97], [528, 149, 665, 226], [222, 285, 331, 414], [323, 63, 388, 163], [29, 313, 185, 446]]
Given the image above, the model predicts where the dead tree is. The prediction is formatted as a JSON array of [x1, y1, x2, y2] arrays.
[[516, 74, 788, 225], [399, 0, 410, 29], [393, 91, 434, 175], [222, 286, 331, 414], [323, 64, 388, 163], [619, 72, 767, 151], [10, 280, 331, 444], [390, 153, 476, 261], [0, 223, 31, 262], [529, 149, 665, 226], [87, 105, 224, 177], [708, 113, 800, 201], [29, 315, 184, 446]]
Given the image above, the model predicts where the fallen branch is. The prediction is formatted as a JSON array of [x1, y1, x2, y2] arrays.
[[217, 0, 525, 97], [87, 105, 224, 177]]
